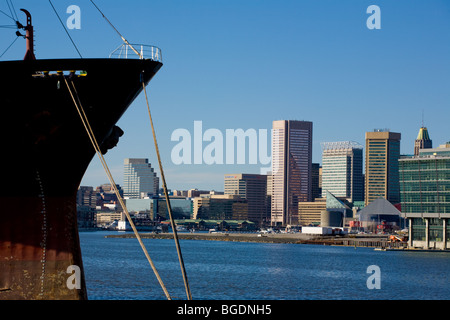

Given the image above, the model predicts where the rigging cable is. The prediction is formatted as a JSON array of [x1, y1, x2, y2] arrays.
[[0, 34, 18, 58], [90, 0, 192, 300], [6, 0, 18, 21], [63, 77, 172, 300], [89, 0, 141, 58], [0, 8, 14, 21], [141, 77, 193, 300], [48, 0, 82, 58]]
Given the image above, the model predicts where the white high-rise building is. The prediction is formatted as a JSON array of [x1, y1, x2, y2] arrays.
[[123, 158, 159, 199], [321, 141, 363, 203]]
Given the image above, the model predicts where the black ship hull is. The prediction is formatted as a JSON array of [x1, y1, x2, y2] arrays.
[[0, 58, 162, 299]]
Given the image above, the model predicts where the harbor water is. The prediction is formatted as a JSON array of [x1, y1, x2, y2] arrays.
[[79, 231, 450, 300]]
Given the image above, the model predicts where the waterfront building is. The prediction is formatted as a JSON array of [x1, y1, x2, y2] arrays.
[[271, 120, 313, 226], [124, 196, 192, 221], [399, 142, 450, 249], [365, 129, 401, 206], [224, 173, 268, 225], [174, 219, 257, 232], [96, 211, 124, 226], [414, 126, 432, 156], [193, 194, 248, 221], [298, 198, 326, 226], [152, 196, 192, 220], [298, 191, 351, 226], [125, 198, 154, 214], [123, 158, 159, 199], [321, 141, 363, 203], [358, 197, 405, 232]]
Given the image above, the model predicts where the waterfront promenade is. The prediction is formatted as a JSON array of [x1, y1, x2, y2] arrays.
[[106, 232, 409, 249]]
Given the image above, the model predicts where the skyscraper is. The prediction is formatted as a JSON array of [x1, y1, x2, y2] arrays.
[[311, 163, 322, 200], [365, 130, 401, 206], [321, 141, 363, 203], [271, 120, 313, 226], [224, 173, 268, 225], [123, 158, 159, 199], [414, 126, 432, 156]]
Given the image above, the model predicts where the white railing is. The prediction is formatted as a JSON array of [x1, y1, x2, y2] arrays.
[[109, 43, 162, 62]]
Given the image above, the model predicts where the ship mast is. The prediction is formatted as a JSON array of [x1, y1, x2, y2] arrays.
[[20, 9, 35, 60]]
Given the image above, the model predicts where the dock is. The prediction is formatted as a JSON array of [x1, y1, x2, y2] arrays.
[[106, 232, 408, 249]]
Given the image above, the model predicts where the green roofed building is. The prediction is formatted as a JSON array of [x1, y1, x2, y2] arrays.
[[298, 190, 351, 226], [414, 127, 432, 156]]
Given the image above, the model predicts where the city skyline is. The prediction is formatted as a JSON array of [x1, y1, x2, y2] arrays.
[[78, 123, 447, 194], [2, 1, 448, 191]]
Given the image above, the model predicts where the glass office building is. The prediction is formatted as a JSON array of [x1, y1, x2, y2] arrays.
[[399, 143, 450, 249], [321, 141, 363, 203], [271, 120, 312, 226]]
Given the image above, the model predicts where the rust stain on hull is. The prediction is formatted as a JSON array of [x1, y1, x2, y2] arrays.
[[0, 196, 87, 300]]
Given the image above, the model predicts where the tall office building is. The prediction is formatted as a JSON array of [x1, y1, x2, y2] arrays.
[[224, 173, 268, 225], [365, 130, 401, 206], [76, 186, 97, 207], [271, 120, 313, 226], [123, 158, 159, 199], [321, 141, 363, 203], [311, 163, 322, 199], [414, 126, 432, 156]]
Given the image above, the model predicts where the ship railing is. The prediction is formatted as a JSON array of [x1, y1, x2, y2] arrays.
[[109, 43, 162, 62]]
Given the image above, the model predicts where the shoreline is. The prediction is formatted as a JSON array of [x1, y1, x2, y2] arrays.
[[105, 232, 450, 252], [105, 232, 393, 247]]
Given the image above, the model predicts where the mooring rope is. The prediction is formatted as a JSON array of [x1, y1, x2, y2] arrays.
[[141, 77, 192, 300], [64, 77, 172, 300]]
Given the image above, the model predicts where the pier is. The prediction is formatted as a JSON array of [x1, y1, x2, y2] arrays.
[[106, 232, 409, 249]]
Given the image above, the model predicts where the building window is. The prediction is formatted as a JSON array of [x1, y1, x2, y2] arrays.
[[429, 218, 443, 242], [411, 218, 426, 241], [446, 219, 450, 243]]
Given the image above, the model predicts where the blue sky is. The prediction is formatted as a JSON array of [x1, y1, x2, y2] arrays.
[[2, 0, 450, 191]]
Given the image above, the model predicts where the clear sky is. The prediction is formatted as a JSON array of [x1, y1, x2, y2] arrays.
[[2, 0, 450, 191]]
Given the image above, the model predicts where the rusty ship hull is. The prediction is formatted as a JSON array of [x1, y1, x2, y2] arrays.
[[0, 58, 162, 299]]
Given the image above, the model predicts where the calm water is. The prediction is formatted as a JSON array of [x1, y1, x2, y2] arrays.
[[79, 231, 450, 300]]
